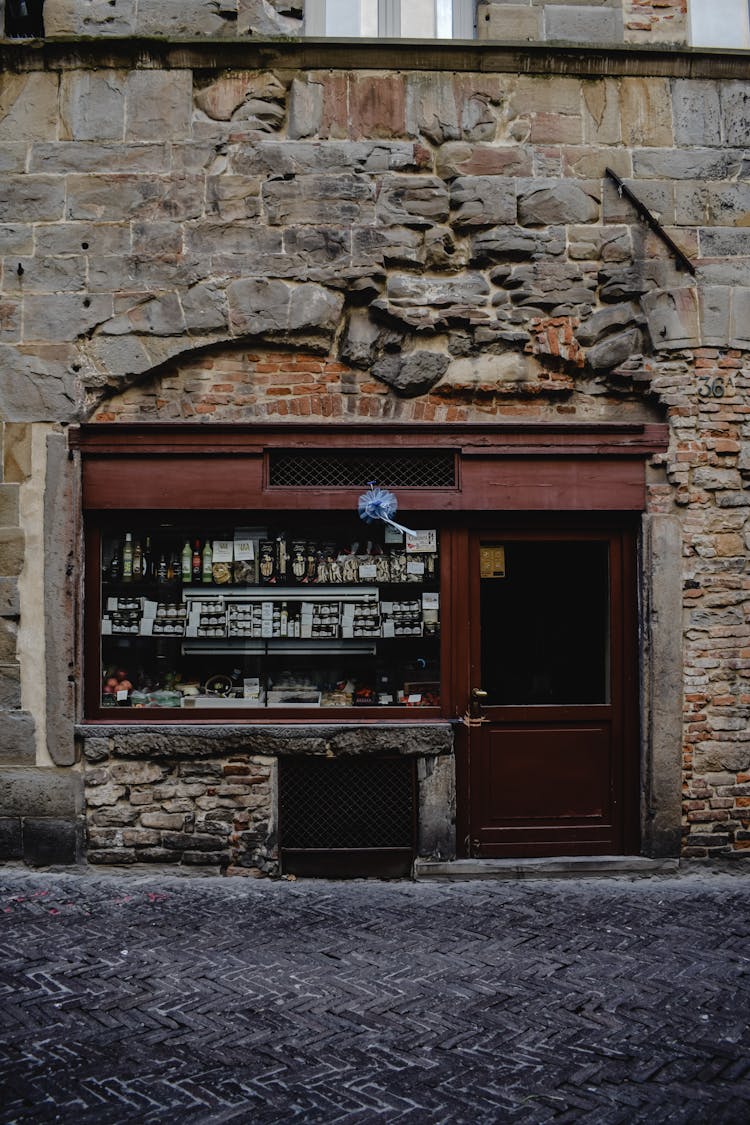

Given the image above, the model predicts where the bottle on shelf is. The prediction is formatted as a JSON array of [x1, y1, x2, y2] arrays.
[[132, 538, 144, 581], [167, 553, 176, 581], [181, 539, 192, 583], [201, 540, 213, 583], [122, 532, 134, 582], [192, 540, 202, 583], [157, 554, 168, 582], [108, 542, 122, 582], [143, 536, 152, 581]]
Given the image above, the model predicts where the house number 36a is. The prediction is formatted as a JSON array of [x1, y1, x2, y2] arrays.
[[698, 375, 735, 398]]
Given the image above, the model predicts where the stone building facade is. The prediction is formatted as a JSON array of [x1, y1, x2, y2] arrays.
[[0, 0, 749, 873]]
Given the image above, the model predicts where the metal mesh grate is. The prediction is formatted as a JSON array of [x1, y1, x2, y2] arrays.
[[279, 756, 416, 850], [268, 450, 456, 489]]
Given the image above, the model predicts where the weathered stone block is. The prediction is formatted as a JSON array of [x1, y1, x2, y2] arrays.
[[721, 84, 750, 149], [0, 225, 34, 256], [544, 5, 623, 43], [140, 811, 188, 830], [373, 351, 451, 398], [90, 806, 140, 826], [0, 483, 19, 528], [60, 72, 126, 142], [23, 295, 114, 345], [0, 616, 19, 662], [23, 818, 83, 866], [633, 148, 743, 181], [0, 577, 19, 617], [31, 143, 171, 176], [0, 74, 59, 143], [436, 142, 532, 180], [0, 818, 22, 860], [162, 832, 225, 851], [729, 286, 750, 350], [0, 529, 24, 577], [479, 3, 542, 41], [109, 762, 168, 785], [227, 278, 342, 340], [406, 74, 460, 145], [518, 180, 599, 225], [66, 174, 204, 223], [377, 175, 450, 228], [0, 177, 65, 223], [450, 176, 516, 227], [44, 0, 136, 35], [0, 347, 78, 424], [263, 175, 375, 226], [671, 80, 721, 147], [196, 73, 286, 130], [0, 768, 82, 817], [288, 77, 324, 140], [640, 288, 700, 348], [206, 175, 262, 222], [473, 225, 565, 262], [586, 326, 643, 371], [700, 228, 750, 259], [125, 72, 192, 142], [85, 783, 128, 808], [581, 80, 621, 145], [699, 286, 732, 346], [0, 665, 21, 709]]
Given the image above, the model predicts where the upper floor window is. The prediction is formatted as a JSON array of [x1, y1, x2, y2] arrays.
[[305, 0, 475, 38], [5, 0, 44, 37], [689, 0, 750, 46]]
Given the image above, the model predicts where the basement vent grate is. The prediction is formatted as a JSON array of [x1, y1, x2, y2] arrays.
[[268, 450, 456, 489], [279, 756, 416, 851]]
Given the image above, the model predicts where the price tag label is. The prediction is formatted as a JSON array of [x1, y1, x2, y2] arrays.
[[407, 560, 425, 577], [406, 530, 437, 554], [408, 693, 423, 704], [213, 540, 233, 562], [234, 539, 254, 561]]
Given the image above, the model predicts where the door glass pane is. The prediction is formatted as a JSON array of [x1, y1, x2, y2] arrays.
[[480, 541, 610, 706], [401, 0, 438, 37]]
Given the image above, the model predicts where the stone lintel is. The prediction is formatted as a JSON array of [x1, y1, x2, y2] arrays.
[[76, 723, 454, 759]]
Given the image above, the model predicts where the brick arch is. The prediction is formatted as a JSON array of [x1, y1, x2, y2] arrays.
[[89, 337, 665, 427]]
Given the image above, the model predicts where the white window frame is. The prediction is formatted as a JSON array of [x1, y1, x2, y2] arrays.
[[688, 0, 750, 46], [305, 0, 475, 38]]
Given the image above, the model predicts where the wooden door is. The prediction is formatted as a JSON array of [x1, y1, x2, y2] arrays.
[[464, 528, 639, 857]]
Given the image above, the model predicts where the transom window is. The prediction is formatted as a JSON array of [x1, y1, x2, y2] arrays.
[[689, 0, 750, 46], [305, 0, 475, 38]]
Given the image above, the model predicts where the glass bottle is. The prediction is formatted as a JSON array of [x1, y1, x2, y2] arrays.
[[122, 532, 134, 582], [201, 540, 213, 583], [108, 542, 122, 582], [132, 538, 144, 581], [143, 536, 153, 581], [192, 540, 201, 583], [181, 539, 192, 583], [157, 554, 168, 582]]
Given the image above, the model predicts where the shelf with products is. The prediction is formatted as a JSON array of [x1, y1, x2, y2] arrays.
[[94, 516, 442, 715]]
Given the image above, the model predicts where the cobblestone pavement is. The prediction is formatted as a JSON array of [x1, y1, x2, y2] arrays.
[[1, 868, 749, 1125]]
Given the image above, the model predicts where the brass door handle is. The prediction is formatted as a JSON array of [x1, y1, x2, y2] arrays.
[[469, 687, 488, 717]]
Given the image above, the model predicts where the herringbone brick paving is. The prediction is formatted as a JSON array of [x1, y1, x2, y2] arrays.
[[0, 869, 748, 1124]]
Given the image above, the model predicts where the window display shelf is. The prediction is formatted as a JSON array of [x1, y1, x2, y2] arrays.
[[94, 518, 442, 715]]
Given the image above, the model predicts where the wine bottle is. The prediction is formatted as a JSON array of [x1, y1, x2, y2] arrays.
[[192, 540, 201, 583], [132, 538, 144, 581], [122, 532, 134, 582]]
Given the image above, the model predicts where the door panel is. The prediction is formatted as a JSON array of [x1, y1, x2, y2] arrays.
[[466, 529, 637, 857]]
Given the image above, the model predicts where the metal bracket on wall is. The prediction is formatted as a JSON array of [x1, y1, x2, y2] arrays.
[[605, 167, 696, 277]]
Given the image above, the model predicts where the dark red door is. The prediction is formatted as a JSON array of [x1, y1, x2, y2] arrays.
[[466, 529, 639, 857]]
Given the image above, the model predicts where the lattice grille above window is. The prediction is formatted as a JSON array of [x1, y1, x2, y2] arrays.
[[268, 450, 456, 489]]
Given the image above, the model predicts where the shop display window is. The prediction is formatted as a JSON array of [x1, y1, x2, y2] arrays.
[[90, 514, 441, 716]]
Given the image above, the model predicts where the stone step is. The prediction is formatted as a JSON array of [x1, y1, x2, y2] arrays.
[[414, 855, 680, 880]]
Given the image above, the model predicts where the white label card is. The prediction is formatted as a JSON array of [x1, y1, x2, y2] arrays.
[[406, 530, 437, 554], [407, 560, 425, 576], [359, 564, 377, 579], [422, 592, 440, 610], [213, 540, 233, 562], [408, 693, 423, 704], [234, 539, 255, 561]]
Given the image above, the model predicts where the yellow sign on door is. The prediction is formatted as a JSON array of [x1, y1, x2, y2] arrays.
[[479, 545, 506, 579]]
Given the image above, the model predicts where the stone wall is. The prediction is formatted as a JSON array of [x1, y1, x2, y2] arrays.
[[80, 725, 455, 875], [32, 0, 691, 47]]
